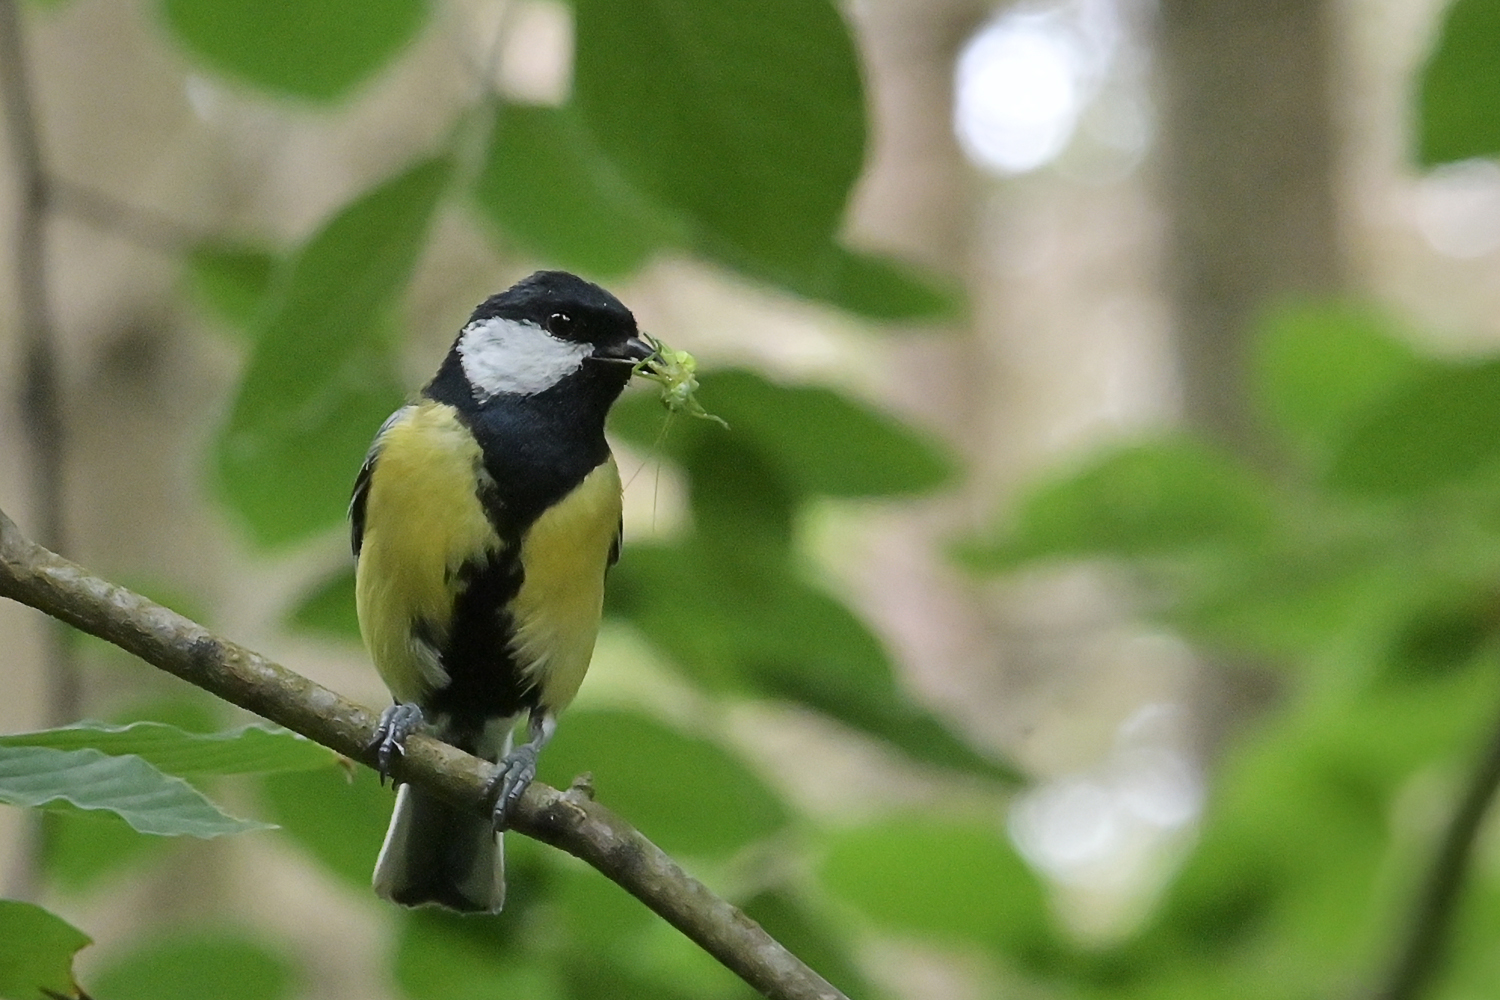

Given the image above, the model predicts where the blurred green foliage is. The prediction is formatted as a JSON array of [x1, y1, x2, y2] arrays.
[[90, 931, 295, 1000], [960, 297, 1500, 999], [1418, 0, 1500, 165], [8, 1, 1500, 1000]]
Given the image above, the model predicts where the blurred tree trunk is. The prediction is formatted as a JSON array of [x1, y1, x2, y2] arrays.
[[1155, 0, 1344, 748], [1156, 0, 1343, 453]]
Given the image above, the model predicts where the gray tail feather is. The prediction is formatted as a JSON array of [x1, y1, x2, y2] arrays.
[[372, 783, 504, 913]]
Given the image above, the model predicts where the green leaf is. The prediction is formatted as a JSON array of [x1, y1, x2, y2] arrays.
[[801, 246, 962, 322], [0, 900, 91, 1000], [259, 767, 392, 888], [1327, 359, 1500, 497], [735, 577, 1023, 785], [739, 891, 881, 1000], [1254, 301, 1427, 462], [608, 546, 1023, 785], [963, 438, 1275, 568], [574, 0, 863, 265], [40, 810, 165, 894], [550, 863, 656, 957], [733, 243, 963, 322], [537, 709, 788, 858], [185, 243, 280, 337], [0, 746, 269, 837], [1144, 671, 1499, 974], [0, 722, 337, 776], [160, 0, 429, 101], [92, 932, 295, 1000], [473, 103, 684, 278], [288, 569, 360, 641], [683, 438, 798, 555], [0, 722, 334, 779], [613, 369, 955, 499], [561, 960, 725, 1000], [215, 158, 449, 547], [820, 819, 1055, 958], [395, 888, 559, 1000], [1433, 864, 1500, 1000], [1415, 0, 1500, 165]]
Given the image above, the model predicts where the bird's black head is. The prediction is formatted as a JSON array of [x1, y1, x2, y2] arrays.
[[473, 271, 636, 348], [431, 271, 652, 407]]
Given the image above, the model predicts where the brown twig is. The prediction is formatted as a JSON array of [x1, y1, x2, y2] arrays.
[[0, 506, 847, 1000], [1373, 700, 1500, 1000], [47, 179, 199, 253]]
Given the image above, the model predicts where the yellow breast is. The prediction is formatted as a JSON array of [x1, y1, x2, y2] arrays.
[[508, 458, 622, 711], [355, 402, 500, 703]]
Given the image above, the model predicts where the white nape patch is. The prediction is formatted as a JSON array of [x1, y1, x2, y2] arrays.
[[457, 316, 592, 399]]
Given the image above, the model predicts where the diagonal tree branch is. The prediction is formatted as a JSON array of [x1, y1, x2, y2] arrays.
[[0, 506, 847, 1000]]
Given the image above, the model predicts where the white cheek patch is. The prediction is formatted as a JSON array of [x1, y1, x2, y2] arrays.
[[457, 316, 592, 399]]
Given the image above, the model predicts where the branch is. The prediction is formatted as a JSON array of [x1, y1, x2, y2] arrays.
[[0, 506, 847, 1000], [48, 179, 200, 254], [1374, 696, 1500, 1000]]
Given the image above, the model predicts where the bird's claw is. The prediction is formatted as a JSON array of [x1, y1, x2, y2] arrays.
[[370, 703, 424, 784], [487, 744, 540, 832]]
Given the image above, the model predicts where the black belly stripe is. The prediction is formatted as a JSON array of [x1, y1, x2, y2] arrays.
[[411, 361, 620, 732], [422, 547, 534, 727]]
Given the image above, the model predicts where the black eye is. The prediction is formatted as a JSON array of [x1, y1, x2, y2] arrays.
[[546, 312, 576, 337]]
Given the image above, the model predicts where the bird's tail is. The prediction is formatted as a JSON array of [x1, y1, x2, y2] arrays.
[[372, 783, 504, 912], [372, 721, 508, 913]]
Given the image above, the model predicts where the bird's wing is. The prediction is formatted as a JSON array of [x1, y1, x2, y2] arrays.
[[351, 405, 415, 558]]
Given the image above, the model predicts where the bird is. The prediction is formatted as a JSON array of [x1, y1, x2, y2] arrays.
[[350, 270, 651, 912]]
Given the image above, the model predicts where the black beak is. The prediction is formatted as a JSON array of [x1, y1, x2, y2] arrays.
[[592, 336, 655, 365]]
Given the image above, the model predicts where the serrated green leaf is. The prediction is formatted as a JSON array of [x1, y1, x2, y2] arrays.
[[259, 767, 392, 888], [820, 819, 1054, 957], [112, 695, 226, 735], [574, 0, 863, 265], [963, 438, 1275, 569], [92, 931, 295, 1000], [185, 243, 280, 337], [0, 746, 270, 837], [1254, 301, 1427, 462], [288, 568, 360, 641], [1415, 0, 1500, 165], [537, 709, 788, 858], [473, 103, 684, 278], [0, 722, 337, 776], [215, 158, 449, 547], [1327, 359, 1500, 497], [613, 369, 954, 499], [160, 0, 429, 101], [0, 900, 91, 1000]]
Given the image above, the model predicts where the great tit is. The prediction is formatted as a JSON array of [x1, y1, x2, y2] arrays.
[[351, 270, 651, 912]]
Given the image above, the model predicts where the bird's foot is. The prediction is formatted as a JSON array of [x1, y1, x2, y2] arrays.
[[487, 743, 541, 832], [370, 703, 424, 784]]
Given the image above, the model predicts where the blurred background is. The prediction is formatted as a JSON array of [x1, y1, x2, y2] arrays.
[[4, 0, 1500, 998]]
